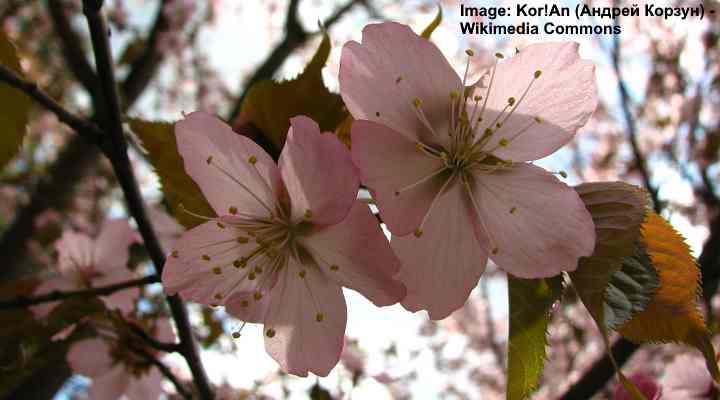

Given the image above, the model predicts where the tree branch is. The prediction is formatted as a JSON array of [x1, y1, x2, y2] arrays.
[[130, 344, 192, 400], [0, 64, 104, 144], [82, 1, 213, 398], [128, 323, 182, 353], [226, 0, 363, 121], [0, 275, 159, 309]]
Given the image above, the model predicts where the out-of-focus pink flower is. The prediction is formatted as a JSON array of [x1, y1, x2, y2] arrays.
[[613, 372, 662, 400], [162, 112, 405, 376], [663, 354, 718, 399], [32, 219, 140, 318], [339, 22, 597, 319], [147, 205, 184, 253]]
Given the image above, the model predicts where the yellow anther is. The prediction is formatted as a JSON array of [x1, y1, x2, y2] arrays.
[[255, 266, 263, 274], [534, 116, 543, 123], [395, 75, 403, 84], [492, 247, 499, 255], [298, 270, 306, 279], [212, 267, 222, 275], [171, 250, 179, 258], [304, 209, 313, 219], [316, 313, 325, 322], [216, 222, 226, 229], [450, 90, 460, 99], [534, 70, 542, 78], [240, 300, 249, 308], [202, 254, 211, 261], [232, 332, 241, 339], [254, 292, 263, 301], [229, 206, 238, 215], [474, 95, 482, 102], [413, 97, 423, 108], [510, 207, 518, 214], [414, 228, 423, 238], [330, 264, 339, 272], [248, 155, 257, 165], [559, 171, 568, 179], [465, 48, 475, 57], [484, 128, 493, 136], [375, 111, 380, 117], [248, 272, 256, 280], [237, 237, 249, 244], [394, 190, 400, 197], [508, 97, 516, 105], [496, 123, 502, 128], [206, 156, 213, 164], [234, 258, 247, 268], [499, 138, 509, 147], [495, 52, 504, 59], [214, 293, 224, 300], [265, 328, 276, 338]]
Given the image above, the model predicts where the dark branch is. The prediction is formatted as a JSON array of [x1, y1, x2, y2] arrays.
[[0, 275, 159, 309], [611, 16, 660, 213], [82, 1, 213, 398], [128, 323, 182, 353], [226, 0, 363, 121], [0, 64, 104, 144], [131, 345, 192, 400]]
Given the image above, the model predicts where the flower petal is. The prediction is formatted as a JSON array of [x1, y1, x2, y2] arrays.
[[125, 368, 164, 400], [264, 263, 346, 377], [339, 22, 460, 143], [176, 111, 282, 218], [94, 219, 139, 271], [477, 42, 597, 162], [161, 221, 263, 305], [475, 163, 595, 278], [87, 365, 130, 400], [351, 120, 446, 236], [67, 338, 114, 377], [93, 269, 139, 315], [394, 183, 489, 320], [55, 230, 94, 276], [302, 200, 405, 306], [31, 277, 74, 319], [279, 116, 359, 226]]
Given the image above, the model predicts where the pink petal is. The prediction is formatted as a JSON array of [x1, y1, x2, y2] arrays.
[[225, 287, 271, 324], [613, 372, 661, 400], [302, 200, 405, 306], [478, 42, 597, 162], [67, 337, 114, 377], [93, 269, 139, 315], [394, 183, 489, 320], [55, 230, 95, 276], [175, 111, 282, 218], [94, 219, 139, 271], [31, 277, 74, 319], [278, 116, 359, 225], [351, 120, 446, 236], [161, 220, 262, 305], [475, 163, 595, 278], [663, 354, 713, 397], [339, 22, 460, 144], [87, 365, 131, 400], [125, 367, 164, 400], [263, 263, 346, 377]]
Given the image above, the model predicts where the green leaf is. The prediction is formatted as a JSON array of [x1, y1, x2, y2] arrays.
[[619, 213, 720, 381], [420, 5, 443, 39], [569, 182, 648, 335], [605, 244, 659, 330], [130, 119, 215, 228], [506, 275, 563, 400], [0, 31, 31, 170], [239, 32, 347, 155]]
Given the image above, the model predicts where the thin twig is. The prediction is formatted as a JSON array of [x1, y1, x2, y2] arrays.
[[0, 64, 105, 144], [131, 344, 192, 400], [0, 275, 159, 309], [128, 323, 182, 353], [81, 1, 213, 398]]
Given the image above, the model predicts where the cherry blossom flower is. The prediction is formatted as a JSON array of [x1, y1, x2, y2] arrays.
[[32, 219, 140, 318], [67, 319, 174, 400], [161, 112, 405, 376], [613, 372, 662, 400], [662, 354, 718, 399], [339, 22, 597, 319]]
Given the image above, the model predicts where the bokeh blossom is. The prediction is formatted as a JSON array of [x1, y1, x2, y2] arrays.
[[340, 22, 597, 319], [162, 112, 405, 376], [662, 354, 718, 399], [32, 219, 140, 318], [613, 372, 662, 400]]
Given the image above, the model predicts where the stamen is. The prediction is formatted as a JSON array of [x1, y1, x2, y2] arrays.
[[316, 313, 324, 322], [411, 98, 441, 138], [206, 157, 275, 217], [265, 328, 276, 337], [414, 174, 456, 238], [462, 175, 501, 256], [394, 167, 447, 196]]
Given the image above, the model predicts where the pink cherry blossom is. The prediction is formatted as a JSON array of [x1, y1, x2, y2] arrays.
[[662, 354, 718, 399], [613, 372, 662, 400], [161, 112, 405, 376], [339, 22, 597, 319], [32, 219, 140, 318]]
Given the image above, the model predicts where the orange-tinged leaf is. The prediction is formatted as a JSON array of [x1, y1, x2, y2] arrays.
[[619, 212, 719, 380], [0, 32, 30, 170], [129, 119, 215, 228]]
